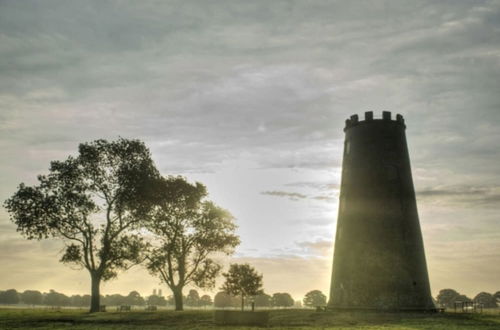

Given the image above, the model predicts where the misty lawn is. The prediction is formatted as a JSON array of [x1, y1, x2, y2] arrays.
[[0, 308, 499, 329]]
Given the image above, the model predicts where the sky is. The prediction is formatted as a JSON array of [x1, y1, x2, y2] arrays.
[[1, 0, 499, 301]]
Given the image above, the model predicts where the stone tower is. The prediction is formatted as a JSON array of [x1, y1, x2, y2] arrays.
[[328, 111, 435, 311]]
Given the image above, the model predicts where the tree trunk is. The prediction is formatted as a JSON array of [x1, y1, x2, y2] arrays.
[[90, 273, 101, 313], [241, 295, 244, 311], [173, 287, 184, 311]]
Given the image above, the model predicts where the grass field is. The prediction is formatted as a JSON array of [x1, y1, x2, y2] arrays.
[[1, 308, 499, 329]]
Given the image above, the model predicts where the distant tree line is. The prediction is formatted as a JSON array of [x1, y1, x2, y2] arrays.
[[0, 288, 300, 309], [436, 289, 500, 308], [0, 289, 212, 308], [4, 287, 497, 310], [213, 291, 295, 308]]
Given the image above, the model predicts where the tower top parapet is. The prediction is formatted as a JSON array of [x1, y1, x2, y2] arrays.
[[344, 111, 405, 131]]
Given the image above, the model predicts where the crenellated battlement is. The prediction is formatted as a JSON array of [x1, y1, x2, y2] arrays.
[[344, 111, 405, 131]]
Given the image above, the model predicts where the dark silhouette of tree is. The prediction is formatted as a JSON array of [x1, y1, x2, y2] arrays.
[[254, 293, 272, 307], [145, 176, 239, 311], [4, 138, 160, 312], [21, 290, 42, 306], [125, 291, 145, 306], [0, 289, 20, 304], [200, 294, 212, 307], [185, 289, 200, 307], [147, 294, 167, 306], [474, 292, 498, 308], [272, 292, 294, 308], [43, 290, 70, 306], [221, 263, 263, 311], [303, 290, 327, 307]]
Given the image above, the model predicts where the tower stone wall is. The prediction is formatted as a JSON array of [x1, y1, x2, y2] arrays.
[[328, 111, 435, 311]]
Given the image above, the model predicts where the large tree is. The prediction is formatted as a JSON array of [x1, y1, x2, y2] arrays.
[[221, 263, 263, 311], [4, 138, 159, 312], [145, 176, 240, 311]]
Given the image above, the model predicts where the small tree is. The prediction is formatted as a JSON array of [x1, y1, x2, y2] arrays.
[[214, 291, 233, 308], [254, 293, 272, 307], [474, 292, 497, 308], [303, 290, 327, 307], [43, 290, 70, 306], [0, 289, 20, 304], [70, 295, 89, 307], [436, 289, 460, 308], [103, 294, 126, 306], [272, 293, 294, 308], [200, 294, 212, 307], [221, 263, 263, 311], [145, 176, 240, 311], [147, 294, 167, 306], [185, 289, 200, 307], [125, 291, 145, 306], [4, 139, 159, 312]]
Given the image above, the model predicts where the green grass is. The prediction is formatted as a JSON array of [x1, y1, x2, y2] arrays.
[[0, 308, 499, 329]]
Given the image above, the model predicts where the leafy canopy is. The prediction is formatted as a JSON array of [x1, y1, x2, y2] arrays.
[[221, 263, 263, 298], [303, 290, 327, 307], [145, 176, 239, 310], [4, 138, 160, 280]]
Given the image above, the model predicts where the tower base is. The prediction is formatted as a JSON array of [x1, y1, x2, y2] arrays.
[[326, 306, 438, 313]]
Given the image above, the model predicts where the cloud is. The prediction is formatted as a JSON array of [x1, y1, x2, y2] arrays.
[[260, 190, 308, 200], [285, 181, 340, 191], [260, 189, 337, 203], [312, 195, 337, 202], [296, 239, 333, 257], [417, 185, 500, 207]]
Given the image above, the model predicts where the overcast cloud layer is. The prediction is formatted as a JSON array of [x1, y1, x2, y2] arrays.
[[1, 0, 499, 300]]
